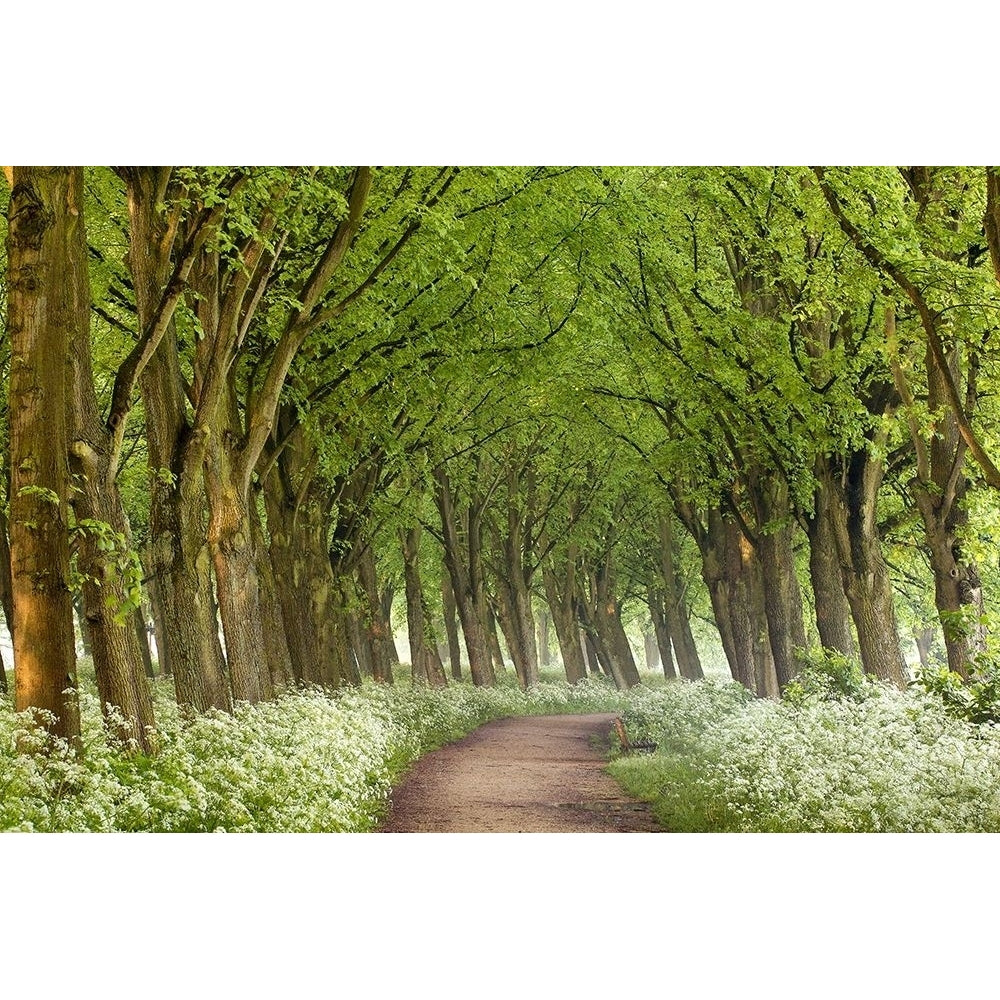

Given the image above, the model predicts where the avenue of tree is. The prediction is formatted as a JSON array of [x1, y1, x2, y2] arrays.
[[4, 165, 1000, 751]]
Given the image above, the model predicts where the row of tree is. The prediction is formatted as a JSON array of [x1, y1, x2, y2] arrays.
[[3, 165, 1000, 753]]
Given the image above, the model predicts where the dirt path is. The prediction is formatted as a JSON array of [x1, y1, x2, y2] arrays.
[[379, 713, 662, 832]]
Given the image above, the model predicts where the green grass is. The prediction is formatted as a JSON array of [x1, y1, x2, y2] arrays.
[[607, 753, 741, 832]]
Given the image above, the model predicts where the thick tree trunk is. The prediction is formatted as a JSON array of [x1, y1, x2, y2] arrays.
[[587, 558, 640, 689], [146, 501, 231, 711], [7, 166, 81, 743], [251, 499, 294, 692], [492, 590, 525, 687], [579, 601, 620, 684], [63, 167, 156, 750], [913, 481, 984, 680], [356, 545, 396, 684], [380, 586, 401, 668], [493, 570, 539, 687], [827, 452, 908, 688], [268, 492, 355, 689], [658, 515, 703, 680], [205, 454, 273, 704], [582, 628, 604, 677], [70, 437, 156, 750], [647, 585, 677, 679], [807, 464, 858, 658], [541, 551, 587, 684], [344, 591, 372, 679], [402, 526, 447, 686], [488, 504, 539, 687], [331, 576, 363, 686], [486, 602, 506, 673], [676, 500, 775, 695], [434, 466, 495, 686], [746, 473, 807, 690], [129, 169, 230, 713]]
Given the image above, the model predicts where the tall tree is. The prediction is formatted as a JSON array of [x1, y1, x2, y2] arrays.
[[6, 166, 82, 742]]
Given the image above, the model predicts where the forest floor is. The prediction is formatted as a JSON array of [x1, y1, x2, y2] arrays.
[[379, 713, 663, 832]]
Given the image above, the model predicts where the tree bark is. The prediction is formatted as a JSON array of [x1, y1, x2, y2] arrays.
[[434, 465, 495, 686], [537, 609, 551, 667], [647, 584, 677, 679], [807, 460, 858, 658], [586, 556, 640, 689], [541, 547, 587, 684], [402, 525, 447, 686], [745, 471, 807, 690], [7, 166, 81, 743], [128, 169, 231, 713], [440, 566, 463, 680], [356, 544, 396, 684], [251, 498, 294, 692], [64, 166, 156, 751], [826, 451, 908, 688], [657, 514, 703, 680], [674, 498, 776, 696], [205, 429, 273, 705]]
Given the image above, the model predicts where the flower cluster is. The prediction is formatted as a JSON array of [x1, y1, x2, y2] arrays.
[[0, 675, 630, 833], [612, 677, 1000, 832]]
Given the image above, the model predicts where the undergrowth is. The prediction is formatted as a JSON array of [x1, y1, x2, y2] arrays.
[[0, 668, 630, 832], [7, 652, 1000, 832], [609, 656, 1000, 832]]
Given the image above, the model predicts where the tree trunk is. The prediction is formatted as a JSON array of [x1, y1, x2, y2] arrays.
[[129, 169, 231, 713], [658, 514, 703, 680], [541, 546, 587, 684], [642, 632, 659, 671], [486, 602, 506, 672], [441, 566, 463, 680], [582, 628, 604, 677], [537, 608, 551, 667], [402, 525, 447, 686], [356, 544, 396, 684], [251, 498, 294, 692], [913, 480, 984, 680], [587, 558, 640, 689], [205, 449, 273, 704], [647, 585, 677, 679], [434, 466, 495, 686], [380, 586, 401, 668], [134, 608, 155, 679], [827, 452, 908, 688], [7, 166, 81, 743], [807, 461, 858, 658], [914, 626, 939, 671], [675, 500, 775, 695], [64, 167, 156, 750], [746, 472, 807, 690]]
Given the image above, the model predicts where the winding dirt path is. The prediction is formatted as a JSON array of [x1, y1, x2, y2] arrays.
[[379, 713, 662, 832]]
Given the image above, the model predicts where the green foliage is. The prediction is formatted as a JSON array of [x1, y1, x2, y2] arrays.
[[783, 648, 874, 706], [915, 658, 1000, 726], [69, 518, 144, 626]]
